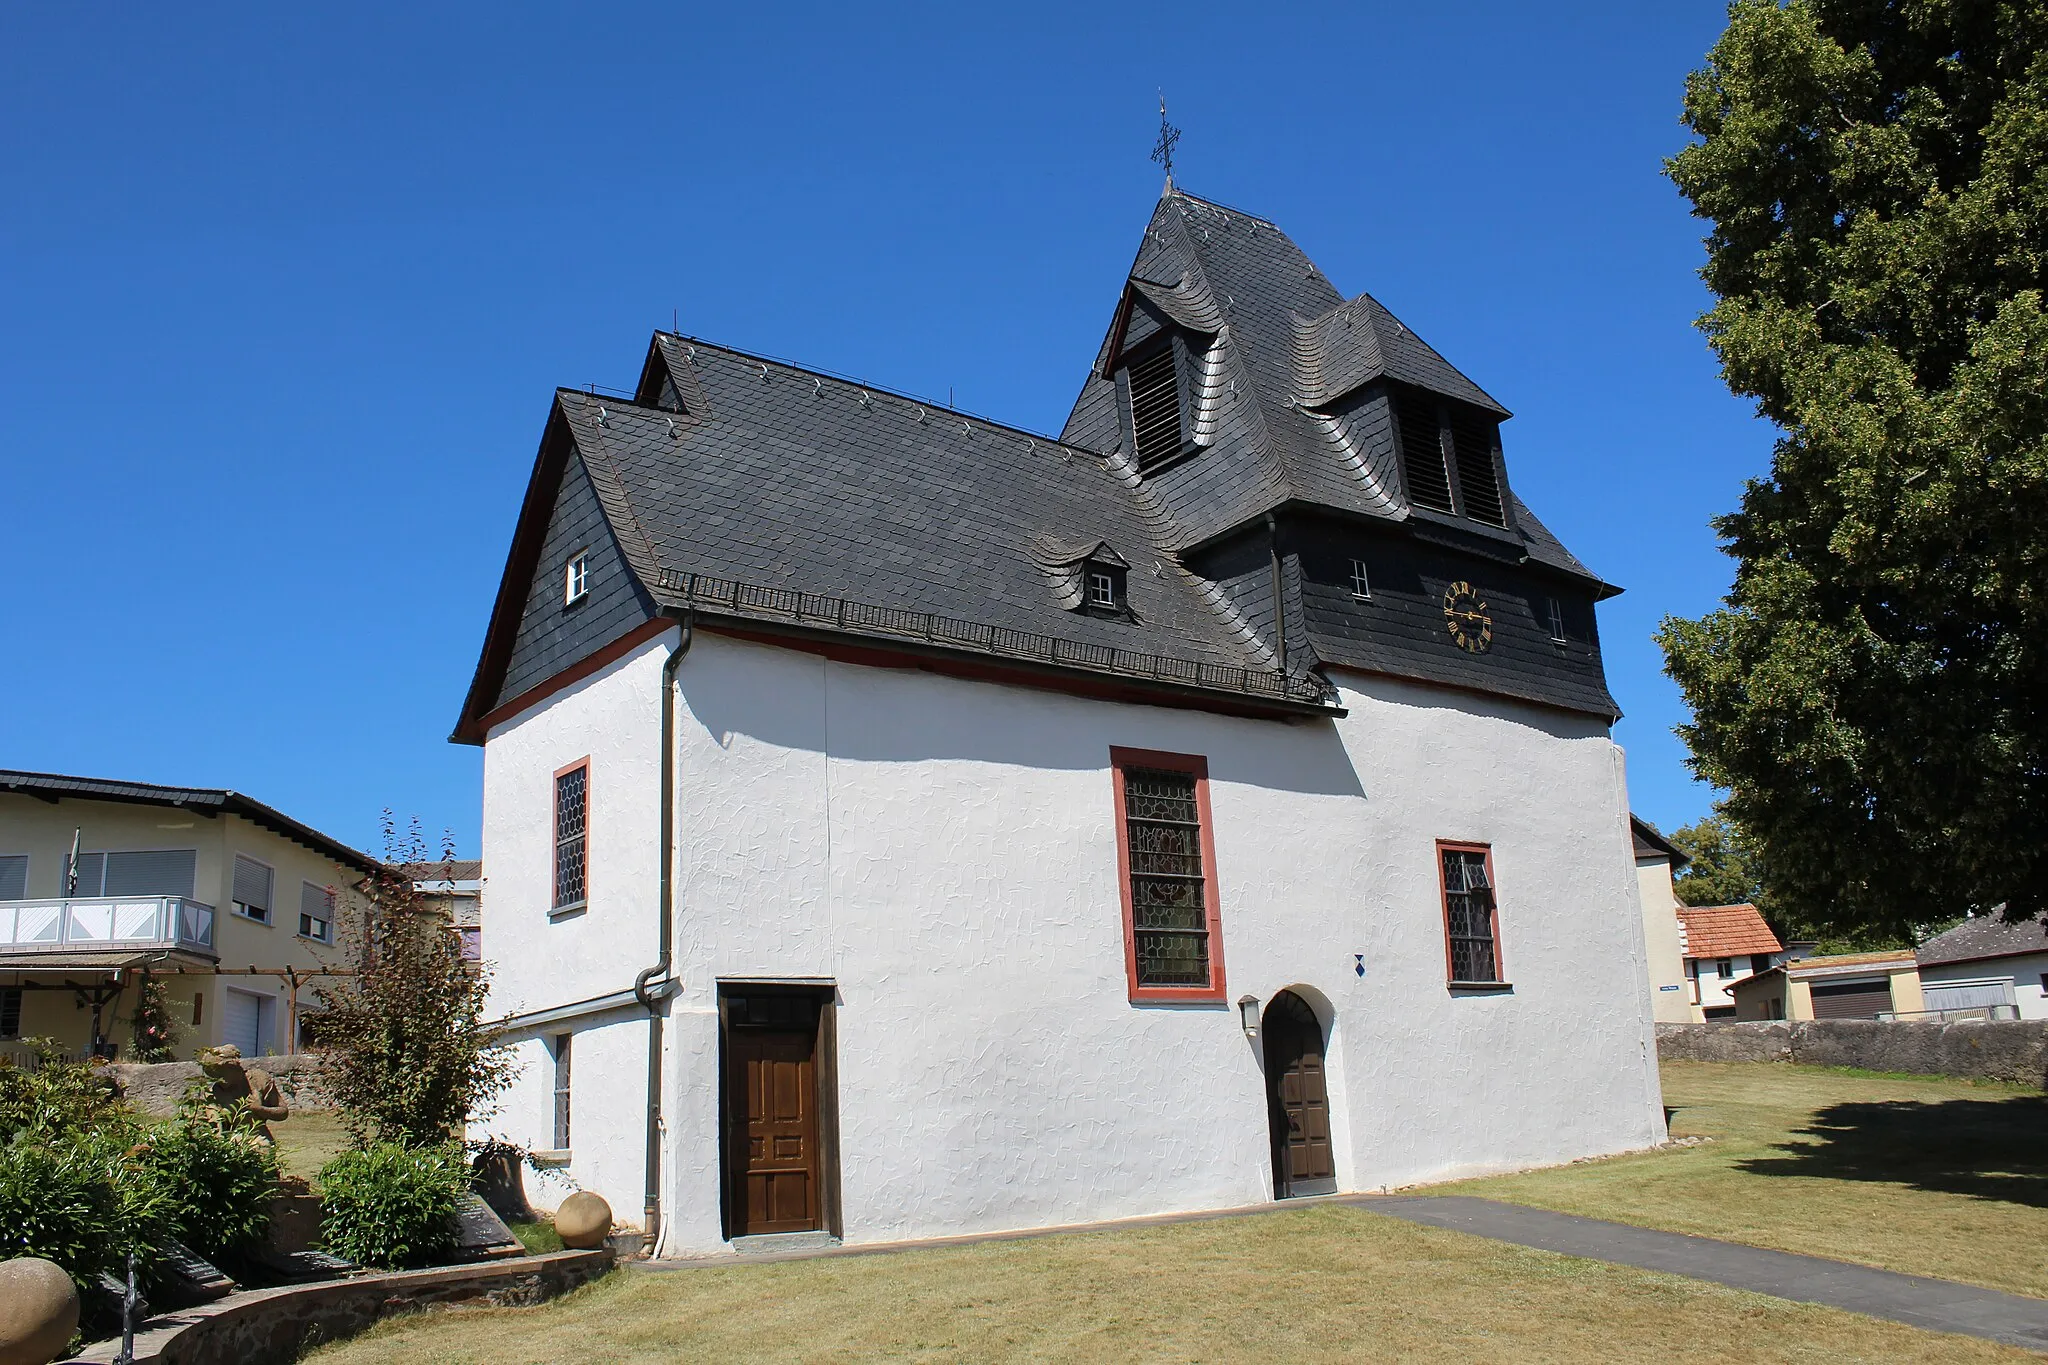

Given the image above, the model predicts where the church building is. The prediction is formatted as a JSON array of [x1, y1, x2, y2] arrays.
[[454, 186, 1667, 1255]]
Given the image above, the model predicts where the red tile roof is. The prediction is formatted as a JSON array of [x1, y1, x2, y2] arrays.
[[1675, 903, 1783, 960]]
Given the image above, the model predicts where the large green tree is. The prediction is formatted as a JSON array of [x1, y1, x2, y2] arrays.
[[1669, 814, 1764, 910], [1658, 0, 2048, 940]]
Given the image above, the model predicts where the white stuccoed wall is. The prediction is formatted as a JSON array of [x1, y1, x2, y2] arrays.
[[477, 630, 1667, 1252]]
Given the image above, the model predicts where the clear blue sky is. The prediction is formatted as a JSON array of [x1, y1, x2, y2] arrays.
[[0, 3, 1760, 859]]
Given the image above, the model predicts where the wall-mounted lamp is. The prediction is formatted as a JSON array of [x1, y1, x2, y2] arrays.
[[1238, 994, 1261, 1039]]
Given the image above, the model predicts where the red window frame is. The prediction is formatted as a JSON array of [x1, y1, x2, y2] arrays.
[[1436, 840, 1507, 986], [553, 757, 591, 911], [1110, 747, 1228, 1003]]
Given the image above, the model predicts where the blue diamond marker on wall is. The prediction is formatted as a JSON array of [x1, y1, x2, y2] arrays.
[[1355, 954, 1365, 978]]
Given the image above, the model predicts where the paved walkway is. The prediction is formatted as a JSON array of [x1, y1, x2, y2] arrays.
[[1364, 1195, 2048, 1352]]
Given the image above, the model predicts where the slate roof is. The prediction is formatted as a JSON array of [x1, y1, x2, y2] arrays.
[[1058, 190, 1600, 587], [555, 336, 1322, 707], [1917, 913, 2048, 967], [1631, 815, 1690, 868], [1674, 903, 1782, 960], [0, 770, 380, 875], [457, 185, 1619, 738]]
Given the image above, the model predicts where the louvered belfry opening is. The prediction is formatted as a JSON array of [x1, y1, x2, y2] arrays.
[[1126, 344, 1184, 472], [1447, 407, 1507, 527], [1394, 390, 1455, 513]]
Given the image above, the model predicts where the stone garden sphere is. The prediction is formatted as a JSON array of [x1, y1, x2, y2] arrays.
[[0, 1257, 80, 1365], [555, 1191, 613, 1249]]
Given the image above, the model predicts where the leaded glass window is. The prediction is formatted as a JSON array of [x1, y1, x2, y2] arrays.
[[552, 1033, 572, 1150], [554, 765, 588, 910], [1442, 846, 1500, 983], [1124, 767, 1212, 987]]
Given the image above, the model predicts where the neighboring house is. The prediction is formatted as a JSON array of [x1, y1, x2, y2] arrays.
[[405, 860, 484, 963], [0, 770, 380, 1060], [1914, 913, 2048, 1020], [1728, 951, 1923, 1021], [1674, 902, 1784, 1021], [456, 185, 1668, 1256], [1631, 816, 1693, 1024]]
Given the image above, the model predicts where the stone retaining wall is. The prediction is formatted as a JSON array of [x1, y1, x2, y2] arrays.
[[108, 1053, 334, 1115], [1656, 1019, 2048, 1086], [60, 1249, 612, 1365]]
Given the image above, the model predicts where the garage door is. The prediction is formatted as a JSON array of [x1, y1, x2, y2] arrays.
[[1810, 978, 1893, 1019], [221, 988, 272, 1057]]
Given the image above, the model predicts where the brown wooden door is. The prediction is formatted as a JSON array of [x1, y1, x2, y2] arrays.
[[1263, 991, 1334, 1197], [727, 1018, 819, 1235]]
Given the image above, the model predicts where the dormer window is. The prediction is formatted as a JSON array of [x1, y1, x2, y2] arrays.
[[1394, 390, 1455, 514], [1083, 559, 1129, 616], [1125, 343, 1185, 473], [1393, 389, 1509, 529], [1447, 408, 1507, 528], [564, 551, 589, 606]]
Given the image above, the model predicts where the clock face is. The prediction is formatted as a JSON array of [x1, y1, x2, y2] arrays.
[[1443, 581, 1493, 653]]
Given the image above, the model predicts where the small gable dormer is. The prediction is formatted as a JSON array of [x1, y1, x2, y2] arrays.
[[1031, 537, 1133, 617], [634, 334, 706, 415]]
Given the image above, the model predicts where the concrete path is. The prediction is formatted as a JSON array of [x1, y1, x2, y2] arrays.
[[1363, 1195, 2048, 1352]]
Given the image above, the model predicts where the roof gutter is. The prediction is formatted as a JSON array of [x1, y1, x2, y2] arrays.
[[633, 606, 692, 1254]]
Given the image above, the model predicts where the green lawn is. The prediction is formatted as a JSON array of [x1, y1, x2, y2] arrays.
[[302, 1203, 2024, 1364], [1445, 1060, 2048, 1299], [271, 1107, 353, 1191], [299, 1062, 2047, 1362]]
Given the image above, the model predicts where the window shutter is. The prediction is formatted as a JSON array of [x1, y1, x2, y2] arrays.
[[65, 852, 105, 896], [101, 849, 196, 898], [1127, 346, 1184, 471], [1395, 392, 1454, 513], [234, 856, 274, 912], [1447, 407, 1507, 527], [300, 880, 334, 920], [0, 855, 24, 901]]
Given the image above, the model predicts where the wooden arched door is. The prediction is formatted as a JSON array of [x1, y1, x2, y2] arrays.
[[1262, 990, 1334, 1198]]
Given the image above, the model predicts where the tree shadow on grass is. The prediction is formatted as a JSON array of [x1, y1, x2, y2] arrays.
[[1738, 1094, 2048, 1208]]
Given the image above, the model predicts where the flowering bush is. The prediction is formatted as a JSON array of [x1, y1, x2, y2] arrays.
[[129, 977, 178, 1063]]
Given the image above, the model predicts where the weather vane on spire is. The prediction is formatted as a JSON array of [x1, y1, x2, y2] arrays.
[[1151, 92, 1181, 189]]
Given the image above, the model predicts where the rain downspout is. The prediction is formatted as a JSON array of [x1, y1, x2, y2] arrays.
[[1266, 512, 1287, 673], [634, 606, 692, 1251]]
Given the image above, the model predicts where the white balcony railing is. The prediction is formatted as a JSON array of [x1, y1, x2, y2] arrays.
[[0, 896, 216, 954]]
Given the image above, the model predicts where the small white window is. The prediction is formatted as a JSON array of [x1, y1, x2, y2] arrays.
[[564, 552, 590, 606], [1350, 559, 1372, 600], [1546, 595, 1567, 644], [1088, 570, 1117, 609]]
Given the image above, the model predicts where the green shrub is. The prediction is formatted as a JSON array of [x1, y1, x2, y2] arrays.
[[0, 1126, 168, 1286], [318, 1141, 468, 1268], [0, 1047, 279, 1290], [0, 1040, 127, 1140], [138, 1097, 280, 1259]]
